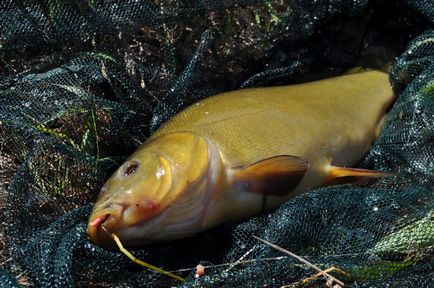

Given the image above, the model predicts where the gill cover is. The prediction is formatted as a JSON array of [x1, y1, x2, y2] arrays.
[[87, 132, 210, 247]]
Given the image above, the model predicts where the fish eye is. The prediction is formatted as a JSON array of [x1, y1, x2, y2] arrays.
[[124, 161, 139, 176]]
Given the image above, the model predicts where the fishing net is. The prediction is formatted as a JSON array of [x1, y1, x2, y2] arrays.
[[1, 0, 433, 287]]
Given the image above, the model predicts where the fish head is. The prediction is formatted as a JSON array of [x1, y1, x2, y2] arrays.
[[87, 132, 223, 249]]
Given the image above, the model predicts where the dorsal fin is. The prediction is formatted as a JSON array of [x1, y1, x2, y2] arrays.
[[234, 155, 309, 196]]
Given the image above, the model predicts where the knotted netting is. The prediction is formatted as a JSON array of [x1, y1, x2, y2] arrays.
[[1, 0, 433, 287]]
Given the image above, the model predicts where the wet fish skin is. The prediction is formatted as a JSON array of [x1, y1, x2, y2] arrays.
[[87, 71, 394, 249]]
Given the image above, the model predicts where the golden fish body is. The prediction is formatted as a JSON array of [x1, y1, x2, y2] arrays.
[[87, 71, 394, 248]]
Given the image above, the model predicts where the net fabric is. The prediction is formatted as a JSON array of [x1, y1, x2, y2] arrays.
[[1, 0, 433, 287]]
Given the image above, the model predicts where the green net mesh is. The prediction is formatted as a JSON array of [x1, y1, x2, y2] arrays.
[[1, 0, 433, 287]]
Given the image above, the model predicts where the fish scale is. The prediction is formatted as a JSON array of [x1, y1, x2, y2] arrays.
[[152, 71, 392, 167]]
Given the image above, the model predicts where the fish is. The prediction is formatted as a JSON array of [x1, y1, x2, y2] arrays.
[[87, 70, 395, 249]]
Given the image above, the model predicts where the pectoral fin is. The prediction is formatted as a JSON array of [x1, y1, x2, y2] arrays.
[[234, 155, 309, 196], [327, 166, 394, 184]]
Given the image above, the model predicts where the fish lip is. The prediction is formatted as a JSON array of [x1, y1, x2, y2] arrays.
[[87, 218, 104, 247], [87, 200, 166, 249], [87, 214, 113, 249], [87, 204, 125, 250]]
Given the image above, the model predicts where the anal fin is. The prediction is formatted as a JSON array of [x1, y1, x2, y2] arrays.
[[327, 166, 394, 184]]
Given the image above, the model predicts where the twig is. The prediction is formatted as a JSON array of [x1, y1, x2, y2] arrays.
[[101, 226, 185, 282], [301, 266, 350, 285], [252, 235, 345, 287], [224, 244, 257, 272], [166, 251, 375, 274]]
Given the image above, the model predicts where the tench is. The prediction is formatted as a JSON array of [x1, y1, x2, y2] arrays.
[[87, 71, 394, 249]]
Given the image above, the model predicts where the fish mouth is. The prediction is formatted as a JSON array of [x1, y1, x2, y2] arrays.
[[87, 202, 165, 249], [87, 204, 124, 250]]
